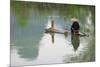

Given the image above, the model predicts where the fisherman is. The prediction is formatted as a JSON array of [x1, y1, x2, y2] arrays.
[[71, 17, 80, 34], [70, 17, 80, 51]]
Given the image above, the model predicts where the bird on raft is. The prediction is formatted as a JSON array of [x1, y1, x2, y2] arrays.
[[45, 20, 67, 35]]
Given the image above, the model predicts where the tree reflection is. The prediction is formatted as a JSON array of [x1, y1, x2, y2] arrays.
[[13, 39, 40, 61], [17, 46, 39, 61]]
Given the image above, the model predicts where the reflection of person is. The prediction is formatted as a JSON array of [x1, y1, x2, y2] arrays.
[[71, 17, 80, 34], [71, 34, 80, 51]]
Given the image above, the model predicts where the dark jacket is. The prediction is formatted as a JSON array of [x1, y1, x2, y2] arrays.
[[71, 21, 80, 33]]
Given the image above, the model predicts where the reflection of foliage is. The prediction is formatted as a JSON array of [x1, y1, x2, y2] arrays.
[[81, 36, 95, 62], [11, 1, 32, 27], [17, 16, 27, 27], [18, 46, 38, 61], [13, 38, 39, 60]]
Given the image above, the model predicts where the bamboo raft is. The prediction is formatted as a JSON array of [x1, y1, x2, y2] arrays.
[[45, 20, 89, 37]]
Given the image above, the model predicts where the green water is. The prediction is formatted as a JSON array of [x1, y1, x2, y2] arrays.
[[10, 1, 95, 66]]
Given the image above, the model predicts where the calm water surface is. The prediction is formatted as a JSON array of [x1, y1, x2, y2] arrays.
[[10, 1, 95, 66]]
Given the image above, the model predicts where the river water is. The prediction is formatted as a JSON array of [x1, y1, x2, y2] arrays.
[[10, 1, 95, 66]]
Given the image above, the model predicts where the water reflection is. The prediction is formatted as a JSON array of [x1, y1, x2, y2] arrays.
[[10, 39, 40, 66], [71, 34, 80, 51], [45, 32, 68, 44], [37, 33, 73, 64], [50, 33, 55, 44], [17, 45, 39, 60]]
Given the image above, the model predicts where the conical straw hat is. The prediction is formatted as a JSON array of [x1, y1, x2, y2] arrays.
[[71, 17, 78, 22]]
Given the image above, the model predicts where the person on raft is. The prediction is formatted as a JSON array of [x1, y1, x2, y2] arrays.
[[71, 17, 80, 34]]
